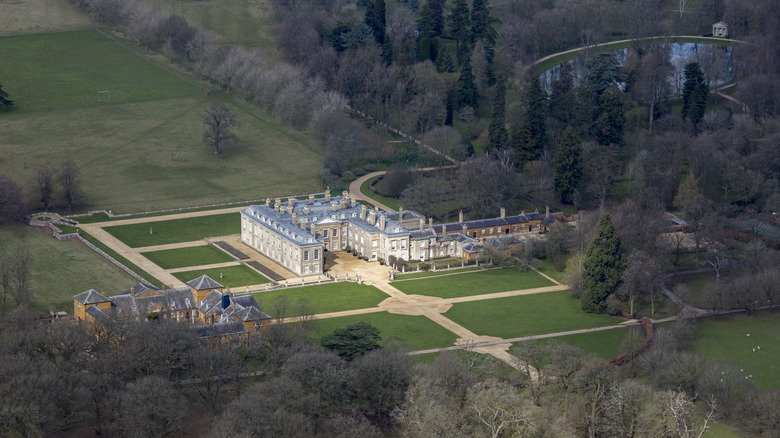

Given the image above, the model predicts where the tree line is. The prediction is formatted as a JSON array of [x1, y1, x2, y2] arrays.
[[0, 160, 83, 224]]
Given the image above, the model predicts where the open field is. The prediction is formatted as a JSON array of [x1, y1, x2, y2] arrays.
[[534, 257, 567, 283], [104, 213, 238, 247], [172, 265, 269, 288], [0, 224, 137, 314], [393, 266, 482, 280], [692, 311, 780, 390], [141, 245, 234, 269], [445, 291, 621, 339], [0, 31, 205, 113], [252, 283, 390, 318], [514, 327, 629, 360], [311, 312, 460, 351], [392, 268, 555, 299], [0, 0, 93, 36]]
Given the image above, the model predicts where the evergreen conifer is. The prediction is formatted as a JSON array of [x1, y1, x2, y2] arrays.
[[581, 214, 625, 313]]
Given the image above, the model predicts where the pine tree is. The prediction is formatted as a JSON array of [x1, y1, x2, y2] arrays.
[[417, 0, 442, 38], [0, 82, 12, 108], [681, 62, 708, 126], [449, 0, 471, 64], [381, 37, 393, 66], [445, 89, 454, 126], [511, 120, 536, 166], [364, 0, 386, 44], [593, 85, 626, 145], [553, 127, 582, 204], [470, 0, 498, 49], [522, 72, 547, 149], [435, 46, 455, 73], [487, 75, 508, 150], [581, 214, 625, 313], [456, 55, 479, 109]]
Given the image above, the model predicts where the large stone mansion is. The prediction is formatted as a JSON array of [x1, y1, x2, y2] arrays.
[[241, 191, 557, 277]]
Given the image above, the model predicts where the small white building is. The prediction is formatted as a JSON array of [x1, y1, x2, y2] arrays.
[[712, 22, 728, 38]]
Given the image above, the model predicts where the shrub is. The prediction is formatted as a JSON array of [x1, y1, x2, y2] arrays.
[[419, 263, 430, 271]]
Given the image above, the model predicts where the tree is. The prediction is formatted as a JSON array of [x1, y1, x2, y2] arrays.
[[320, 322, 381, 361], [681, 62, 708, 126], [581, 214, 624, 313], [593, 86, 626, 146], [34, 164, 55, 211], [487, 75, 508, 151], [456, 55, 479, 109], [58, 161, 81, 213], [470, 0, 498, 51], [521, 72, 548, 151], [584, 53, 619, 95], [381, 163, 412, 197], [553, 127, 583, 204], [435, 47, 455, 73], [119, 376, 183, 437], [0, 176, 25, 223], [469, 379, 534, 438], [201, 102, 242, 154], [364, 0, 386, 44], [0, 82, 13, 108], [449, 0, 471, 64], [354, 344, 412, 428]]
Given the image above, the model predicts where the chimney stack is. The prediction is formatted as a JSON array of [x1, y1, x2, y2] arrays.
[[361, 204, 367, 221], [325, 189, 331, 202], [342, 190, 349, 199], [380, 215, 386, 230], [521, 210, 525, 217], [275, 198, 282, 211], [369, 210, 376, 225], [420, 218, 425, 230], [500, 207, 506, 219], [287, 198, 294, 214], [443, 224, 447, 234], [265, 198, 271, 207], [332, 202, 338, 212], [399, 207, 404, 220], [309, 194, 315, 204], [291, 212, 298, 226], [459, 210, 464, 223], [351, 198, 357, 207], [429, 217, 433, 229], [463, 224, 468, 234], [304, 205, 310, 215]]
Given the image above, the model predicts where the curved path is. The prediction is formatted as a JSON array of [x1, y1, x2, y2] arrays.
[[349, 165, 458, 212]]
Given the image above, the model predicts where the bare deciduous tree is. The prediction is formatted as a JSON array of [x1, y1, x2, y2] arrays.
[[201, 102, 242, 155]]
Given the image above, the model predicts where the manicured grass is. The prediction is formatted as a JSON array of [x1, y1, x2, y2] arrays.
[[360, 176, 401, 210], [251, 283, 390, 318], [516, 327, 628, 360], [0, 93, 322, 213], [675, 271, 718, 308], [103, 213, 239, 248], [141, 245, 234, 269], [692, 311, 780, 390], [77, 231, 162, 288], [394, 266, 482, 280], [534, 257, 567, 283], [1, 0, 94, 36], [445, 291, 621, 339], [392, 268, 556, 299], [172, 265, 270, 288], [0, 224, 138, 314], [311, 312, 460, 351], [0, 30, 205, 113]]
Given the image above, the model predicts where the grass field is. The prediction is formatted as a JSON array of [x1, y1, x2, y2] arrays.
[[534, 257, 567, 283], [392, 268, 556, 299], [515, 327, 629, 360], [393, 266, 482, 280], [0, 31, 205, 113], [103, 213, 239, 247], [0, 0, 93, 36], [360, 176, 401, 211], [172, 265, 269, 288], [692, 311, 780, 390], [0, 224, 137, 314], [141, 244, 234, 269], [311, 312, 460, 351], [252, 283, 390, 318], [445, 291, 621, 339]]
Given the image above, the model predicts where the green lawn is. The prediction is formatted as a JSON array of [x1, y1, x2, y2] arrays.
[[0, 224, 137, 314], [141, 244, 234, 269], [445, 291, 621, 339], [392, 268, 556, 299], [172, 265, 270, 288], [0, 30, 205, 113], [393, 266, 482, 280], [103, 213, 238, 247], [515, 327, 629, 360], [0, 92, 321, 213], [78, 230, 162, 287], [534, 257, 567, 283], [360, 176, 401, 211], [251, 283, 390, 318], [692, 311, 780, 390], [311, 312, 460, 351]]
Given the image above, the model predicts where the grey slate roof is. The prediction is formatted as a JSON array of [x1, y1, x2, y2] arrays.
[[120, 283, 161, 297], [525, 212, 543, 221], [85, 305, 111, 323], [74, 289, 110, 305], [542, 216, 557, 227], [504, 215, 529, 224], [187, 275, 223, 291], [409, 229, 437, 240]]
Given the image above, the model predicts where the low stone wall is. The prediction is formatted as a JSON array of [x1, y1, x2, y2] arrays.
[[608, 317, 654, 366], [75, 235, 154, 287]]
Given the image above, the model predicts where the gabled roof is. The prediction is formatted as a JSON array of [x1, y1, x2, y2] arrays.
[[231, 295, 260, 309], [409, 229, 436, 239], [525, 212, 543, 221], [542, 216, 557, 227], [187, 275, 223, 291], [74, 289, 110, 305], [86, 305, 111, 323], [503, 215, 528, 224], [193, 321, 247, 338], [121, 283, 161, 297], [465, 217, 507, 229], [235, 306, 271, 322]]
